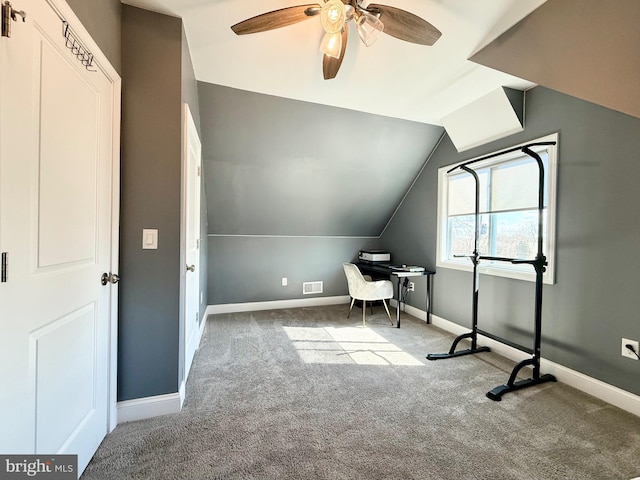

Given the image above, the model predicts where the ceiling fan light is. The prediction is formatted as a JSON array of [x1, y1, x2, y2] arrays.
[[356, 11, 384, 47], [320, 0, 346, 34], [344, 5, 355, 22], [319, 31, 342, 59]]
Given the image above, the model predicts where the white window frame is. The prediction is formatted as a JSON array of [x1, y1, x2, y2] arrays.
[[436, 133, 558, 284]]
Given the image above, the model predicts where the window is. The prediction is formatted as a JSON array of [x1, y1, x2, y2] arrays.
[[436, 134, 558, 284]]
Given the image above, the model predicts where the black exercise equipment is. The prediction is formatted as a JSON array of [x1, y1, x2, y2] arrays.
[[426, 141, 557, 401]]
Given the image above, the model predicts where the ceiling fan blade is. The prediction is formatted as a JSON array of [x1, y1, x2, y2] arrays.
[[231, 4, 321, 35], [323, 27, 349, 80], [367, 4, 441, 46]]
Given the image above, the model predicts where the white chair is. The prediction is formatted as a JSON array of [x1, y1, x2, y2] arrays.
[[343, 263, 394, 327]]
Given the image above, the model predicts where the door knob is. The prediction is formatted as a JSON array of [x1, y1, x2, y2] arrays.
[[101, 272, 120, 285], [186, 264, 196, 273]]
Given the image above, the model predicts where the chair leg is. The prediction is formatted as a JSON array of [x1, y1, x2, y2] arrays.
[[347, 297, 355, 318], [382, 299, 393, 325], [370, 302, 373, 315], [362, 300, 366, 327]]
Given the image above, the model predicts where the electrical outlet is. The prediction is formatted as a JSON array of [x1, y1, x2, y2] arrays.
[[621, 338, 639, 360], [408, 282, 415, 292], [281, 277, 288, 287]]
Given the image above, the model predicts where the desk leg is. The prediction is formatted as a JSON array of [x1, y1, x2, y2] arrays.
[[426, 274, 432, 324], [396, 277, 408, 328], [395, 276, 401, 328]]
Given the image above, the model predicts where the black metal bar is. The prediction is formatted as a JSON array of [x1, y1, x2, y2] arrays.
[[427, 331, 490, 360], [476, 328, 533, 355], [486, 373, 556, 401], [1, 252, 6, 283], [427, 165, 491, 361], [480, 255, 529, 263], [461, 165, 481, 352], [426, 274, 432, 324], [396, 276, 408, 328], [428, 141, 557, 400], [446, 141, 556, 174], [485, 145, 556, 400], [523, 146, 546, 380], [507, 357, 536, 385]]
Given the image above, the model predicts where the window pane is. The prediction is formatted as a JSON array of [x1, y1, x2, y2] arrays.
[[491, 152, 548, 213], [448, 170, 489, 216], [490, 210, 546, 260], [491, 158, 538, 212], [448, 214, 490, 258]]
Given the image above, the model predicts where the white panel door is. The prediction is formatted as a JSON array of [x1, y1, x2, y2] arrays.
[[183, 104, 201, 381], [0, 0, 117, 474]]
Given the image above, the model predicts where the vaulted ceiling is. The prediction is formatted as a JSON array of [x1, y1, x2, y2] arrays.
[[119, 0, 549, 238], [122, 0, 546, 125], [119, 0, 639, 238]]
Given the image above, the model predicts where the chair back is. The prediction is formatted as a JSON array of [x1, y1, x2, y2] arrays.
[[343, 263, 365, 297]]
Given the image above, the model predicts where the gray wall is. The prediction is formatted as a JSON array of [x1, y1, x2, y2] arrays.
[[198, 83, 443, 304], [208, 236, 382, 305], [381, 86, 640, 396], [119, 6, 183, 401], [200, 83, 443, 236], [66, 0, 121, 74], [67, 3, 205, 401]]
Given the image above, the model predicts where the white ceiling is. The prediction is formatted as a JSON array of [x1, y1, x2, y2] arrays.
[[122, 0, 546, 126]]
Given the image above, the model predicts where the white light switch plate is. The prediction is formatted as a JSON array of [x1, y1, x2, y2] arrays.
[[142, 229, 158, 249]]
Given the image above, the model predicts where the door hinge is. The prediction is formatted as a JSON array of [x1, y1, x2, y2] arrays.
[[2, 2, 26, 38], [197, 166, 201, 177], [1, 252, 7, 283]]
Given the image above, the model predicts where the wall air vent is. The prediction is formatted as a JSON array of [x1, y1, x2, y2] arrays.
[[303, 281, 323, 295]]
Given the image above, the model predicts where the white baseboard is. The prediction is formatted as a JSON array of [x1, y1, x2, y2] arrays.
[[205, 295, 351, 315], [179, 380, 186, 409], [181, 312, 208, 402], [117, 392, 182, 424], [430, 314, 640, 418]]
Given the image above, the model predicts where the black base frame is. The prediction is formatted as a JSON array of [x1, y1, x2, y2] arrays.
[[427, 142, 557, 401]]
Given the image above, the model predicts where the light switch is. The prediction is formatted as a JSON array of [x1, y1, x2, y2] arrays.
[[142, 229, 158, 249]]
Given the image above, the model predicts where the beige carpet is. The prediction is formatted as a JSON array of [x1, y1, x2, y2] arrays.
[[82, 305, 640, 479]]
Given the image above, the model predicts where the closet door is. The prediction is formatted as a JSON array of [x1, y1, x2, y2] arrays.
[[183, 104, 202, 381], [0, 0, 118, 473]]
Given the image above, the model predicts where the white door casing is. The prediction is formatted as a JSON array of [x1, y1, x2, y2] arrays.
[[0, 0, 120, 474], [182, 103, 201, 385]]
